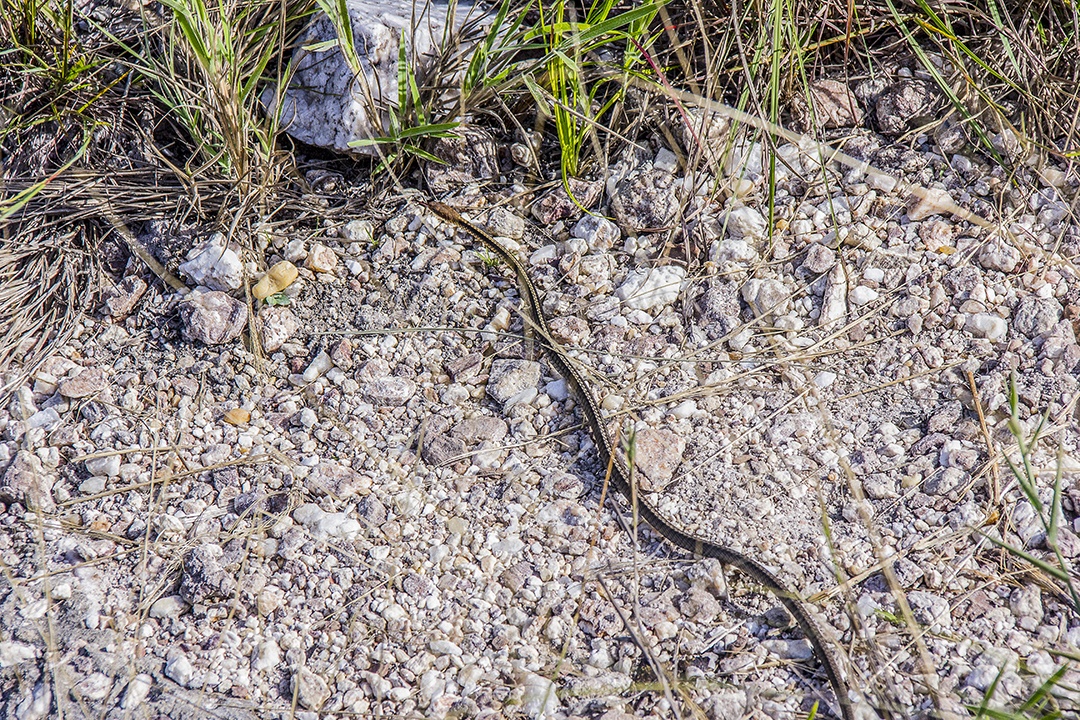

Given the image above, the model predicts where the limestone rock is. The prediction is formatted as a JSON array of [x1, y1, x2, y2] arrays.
[[266, 0, 489, 156]]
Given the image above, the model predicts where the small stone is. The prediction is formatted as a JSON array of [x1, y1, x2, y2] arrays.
[[548, 317, 590, 346], [446, 352, 483, 382], [223, 408, 250, 425], [1010, 585, 1043, 631], [259, 306, 300, 352], [633, 428, 686, 492], [977, 240, 1021, 273], [14, 682, 51, 720], [294, 503, 361, 541], [724, 205, 768, 240], [964, 313, 1007, 341], [848, 285, 879, 306], [306, 460, 372, 500], [875, 80, 939, 136], [0, 451, 55, 512], [1056, 527, 1080, 558], [723, 139, 765, 180], [453, 416, 508, 444], [763, 639, 814, 661], [907, 187, 955, 221], [681, 108, 732, 166], [179, 544, 236, 604], [617, 266, 686, 311], [25, 408, 60, 431], [294, 666, 331, 710], [1013, 296, 1062, 338], [121, 674, 152, 709], [908, 590, 952, 631], [679, 586, 721, 623], [924, 467, 965, 496], [101, 276, 148, 319], [485, 207, 526, 240], [813, 371, 837, 388], [429, 639, 462, 656], [149, 595, 189, 619], [252, 260, 299, 300], [357, 358, 390, 381], [58, 367, 106, 398], [253, 639, 281, 671], [710, 238, 758, 266], [164, 651, 195, 687], [423, 429, 466, 466], [84, 455, 121, 477], [0, 641, 38, 668], [741, 278, 792, 317], [329, 338, 354, 369], [570, 214, 620, 253], [306, 243, 338, 273], [791, 78, 863, 131], [425, 126, 499, 192], [178, 233, 243, 291], [486, 360, 541, 407], [520, 672, 560, 716], [927, 402, 962, 433], [75, 673, 113, 700], [340, 219, 374, 244], [529, 245, 557, 265], [201, 444, 232, 466], [257, 586, 285, 616], [610, 168, 680, 232], [180, 290, 247, 346], [303, 350, 333, 382], [362, 377, 415, 406], [298, 408, 318, 428], [532, 178, 603, 224]]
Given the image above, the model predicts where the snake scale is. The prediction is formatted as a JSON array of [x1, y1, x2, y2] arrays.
[[424, 200, 858, 720]]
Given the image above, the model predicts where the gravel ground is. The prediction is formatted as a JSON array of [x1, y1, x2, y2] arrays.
[[3, 98, 1080, 720]]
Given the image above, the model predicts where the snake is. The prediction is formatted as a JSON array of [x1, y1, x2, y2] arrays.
[[424, 199, 859, 720]]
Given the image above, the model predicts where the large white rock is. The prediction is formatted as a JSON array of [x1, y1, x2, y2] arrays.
[[266, 0, 489, 155]]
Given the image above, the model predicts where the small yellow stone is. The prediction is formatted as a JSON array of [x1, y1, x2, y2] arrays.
[[252, 261, 298, 300], [223, 408, 250, 425]]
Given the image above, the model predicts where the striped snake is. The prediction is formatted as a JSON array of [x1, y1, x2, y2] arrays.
[[425, 200, 858, 720]]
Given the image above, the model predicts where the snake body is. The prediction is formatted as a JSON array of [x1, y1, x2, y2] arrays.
[[425, 200, 857, 720]]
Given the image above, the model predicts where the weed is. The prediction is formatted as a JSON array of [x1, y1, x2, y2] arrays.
[[978, 374, 1080, 615], [111, 0, 312, 187], [476, 247, 500, 269], [349, 32, 459, 174]]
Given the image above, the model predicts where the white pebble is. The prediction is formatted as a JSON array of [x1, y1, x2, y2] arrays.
[[964, 313, 1008, 341], [813, 371, 837, 388], [670, 400, 697, 419], [253, 640, 281, 672], [863, 267, 885, 283], [164, 652, 194, 687], [121, 674, 152, 709], [725, 205, 768, 240], [302, 351, 333, 383], [848, 286, 879, 306]]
